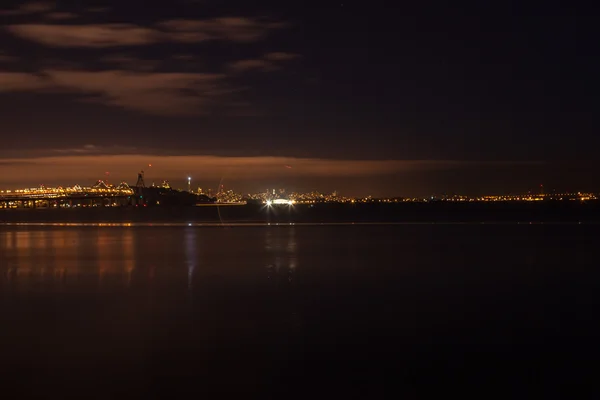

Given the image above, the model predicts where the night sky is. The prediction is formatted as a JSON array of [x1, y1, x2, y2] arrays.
[[0, 1, 596, 196]]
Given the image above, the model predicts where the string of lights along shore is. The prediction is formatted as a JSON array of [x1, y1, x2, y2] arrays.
[[0, 170, 597, 209]]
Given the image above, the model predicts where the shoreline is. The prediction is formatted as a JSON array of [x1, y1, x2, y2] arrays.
[[2, 202, 600, 224]]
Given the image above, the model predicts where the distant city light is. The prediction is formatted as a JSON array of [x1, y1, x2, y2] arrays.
[[0, 179, 598, 211], [272, 199, 293, 205]]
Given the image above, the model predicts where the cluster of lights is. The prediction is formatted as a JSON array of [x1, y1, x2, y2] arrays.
[[231, 188, 600, 204], [1, 181, 599, 205], [432, 193, 599, 202], [245, 190, 354, 204], [0, 182, 134, 199], [216, 188, 245, 204], [289, 191, 353, 203]]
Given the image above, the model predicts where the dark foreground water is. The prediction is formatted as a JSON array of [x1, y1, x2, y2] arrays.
[[0, 224, 598, 398]]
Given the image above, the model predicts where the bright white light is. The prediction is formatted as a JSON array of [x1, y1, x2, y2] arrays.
[[266, 200, 272, 206], [272, 199, 291, 205], [188, 177, 191, 181]]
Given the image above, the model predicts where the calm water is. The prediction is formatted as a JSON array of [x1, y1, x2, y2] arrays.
[[0, 224, 597, 397]]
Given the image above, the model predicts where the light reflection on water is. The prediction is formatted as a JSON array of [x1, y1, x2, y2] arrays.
[[185, 226, 197, 293], [1, 228, 139, 291], [265, 227, 297, 285], [0, 226, 301, 293]]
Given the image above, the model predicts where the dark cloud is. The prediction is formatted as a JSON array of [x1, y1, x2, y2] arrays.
[[0, 2, 54, 16], [86, 7, 110, 14], [44, 12, 79, 20], [0, 51, 18, 63], [6, 17, 288, 48], [172, 54, 197, 61], [157, 18, 287, 43], [0, 69, 235, 115], [5, 24, 161, 48], [99, 54, 161, 71], [0, 72, 48, 90], [228, 59, 277, 73], [264, 52, 300, 61], [0, 4, 296, 116], [228, 52, 299, 73]]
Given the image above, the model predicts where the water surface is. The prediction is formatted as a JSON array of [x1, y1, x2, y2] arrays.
[[0, 224, 597, 397]]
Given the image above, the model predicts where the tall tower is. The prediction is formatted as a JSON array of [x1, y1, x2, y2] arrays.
[[136, 171, 145, 188], [187, 177, 192, 193]]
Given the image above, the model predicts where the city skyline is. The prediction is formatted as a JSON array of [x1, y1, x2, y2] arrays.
[[0, 151, 568, 197], [0, 1, 597, 195], [2, 172, 598, 201], [2, 176, 597, 205]]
